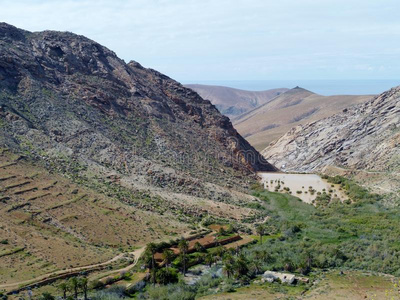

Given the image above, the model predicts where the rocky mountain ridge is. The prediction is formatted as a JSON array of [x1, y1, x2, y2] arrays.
[[0, 23, 275, 193], [262, 86, 400, 179]]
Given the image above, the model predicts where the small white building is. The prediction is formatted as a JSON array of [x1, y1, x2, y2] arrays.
[[262, 271, 296, 284]]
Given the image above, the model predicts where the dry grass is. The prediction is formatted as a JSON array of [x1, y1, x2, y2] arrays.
[[0, 150, 187, 284]]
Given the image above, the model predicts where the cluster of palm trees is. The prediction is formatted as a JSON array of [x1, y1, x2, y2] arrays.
[[145, 238, 189, 285], [57, 276, 89, 300], [222, 251, 249, 280], [222, 247, 274, 283], [144, 233, 268, 286]]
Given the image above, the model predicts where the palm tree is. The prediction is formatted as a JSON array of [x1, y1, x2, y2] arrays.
[[156, 268, 169, 284], [58, 282, 68, 300], [256, 224, 266, 244], [145, 242, 158, 285], [78, 277, 88, 300], [215, 246, 226, 262], [223, 252, 235, 265], [178, 238, 189, 275], [68, 277, 79, 300], [163, 248, 174, 269], [261, 249, 272, 262], [234, 254, 249, 278], [222, 252, 235, 279], [250, 260, 261, 275], [204, 252, 214, 267], [194, 241, 204, 253], [223, 262, 235, 279], [254, 250, 262, 261]]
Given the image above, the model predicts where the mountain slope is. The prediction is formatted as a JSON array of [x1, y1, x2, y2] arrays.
[[0, 22, 275, 179], [0, 149, 188, 285], [233, 87, 374, 150], [0, 23, 275, 283], [185, 84, 288, 118], [262, 86, 400, 192]]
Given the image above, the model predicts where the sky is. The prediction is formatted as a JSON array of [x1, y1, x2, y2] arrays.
[[0, 0, 399, 82]]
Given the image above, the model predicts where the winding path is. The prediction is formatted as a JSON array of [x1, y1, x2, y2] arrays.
[[0, 246, 146, 293], [0, 227, 202, 293]]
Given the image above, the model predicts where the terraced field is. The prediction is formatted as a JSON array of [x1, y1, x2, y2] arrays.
[[0, 149, 187, 284]]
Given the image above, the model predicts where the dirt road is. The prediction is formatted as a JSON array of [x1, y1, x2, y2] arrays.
[[0, 228, 200, 293], [0, 246, 146, 293]]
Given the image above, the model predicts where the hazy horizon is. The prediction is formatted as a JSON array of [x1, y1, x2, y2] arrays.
[[183, 79, 400, 96], [1, 0, 399, 83]]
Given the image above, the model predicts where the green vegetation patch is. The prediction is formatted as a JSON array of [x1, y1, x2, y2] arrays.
[[244, 176, 400, 276]]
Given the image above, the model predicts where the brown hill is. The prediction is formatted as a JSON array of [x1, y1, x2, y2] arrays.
[[262, 86, 400, 194], [185, 84, 288, 118], [233, 87, 374, 150]]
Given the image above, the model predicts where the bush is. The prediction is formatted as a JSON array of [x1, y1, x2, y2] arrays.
[[92, 287, 126, 300], [139, 284, 196, 300], [156, 268, 179, 284], [40, 293, 54, 300]]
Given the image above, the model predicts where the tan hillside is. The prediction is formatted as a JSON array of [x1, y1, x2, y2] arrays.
[[0, 149, 186, 284], [0, 148, 262, 284], [233, 87, 374, 150], [185, 84, 288, 118], [262, 86, 400, 194]]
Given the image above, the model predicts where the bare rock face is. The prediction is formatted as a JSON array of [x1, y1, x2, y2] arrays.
[[0, 23, 275, 194], [262, 86, 400, 174]]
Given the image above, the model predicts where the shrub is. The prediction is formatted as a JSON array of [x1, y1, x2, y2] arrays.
[[40, 293, 54, 300]]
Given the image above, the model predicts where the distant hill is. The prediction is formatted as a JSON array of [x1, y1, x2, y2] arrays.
[[185, 84, 288, 118], [262, 86, 400, 194], [233, 87, 374, 150]]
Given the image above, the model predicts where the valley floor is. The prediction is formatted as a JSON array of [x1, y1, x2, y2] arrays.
[[259, 172, 348, 204]]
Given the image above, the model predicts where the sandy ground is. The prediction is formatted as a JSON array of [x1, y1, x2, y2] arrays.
[[259, 172, 348, 204]]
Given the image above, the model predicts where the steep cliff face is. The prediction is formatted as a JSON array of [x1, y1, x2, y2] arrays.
[[262, 86, 400, 175], [0, 23, 275, 192]]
